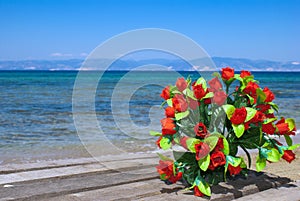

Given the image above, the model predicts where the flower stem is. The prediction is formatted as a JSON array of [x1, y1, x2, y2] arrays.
[[240, 145, 252, 168]]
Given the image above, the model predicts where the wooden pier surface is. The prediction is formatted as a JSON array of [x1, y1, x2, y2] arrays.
[[0, 153, 299, 201]]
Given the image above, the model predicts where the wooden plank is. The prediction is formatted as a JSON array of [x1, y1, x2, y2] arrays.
[[0, 152, 161, 174], [0, 157, 159, 185], [0, 167, 158, 200]]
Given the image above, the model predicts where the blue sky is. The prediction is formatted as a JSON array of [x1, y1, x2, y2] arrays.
[[0, 0, 299, 61]]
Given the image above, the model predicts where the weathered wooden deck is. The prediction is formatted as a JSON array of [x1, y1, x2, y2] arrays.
[[0, 153, 299, 201]]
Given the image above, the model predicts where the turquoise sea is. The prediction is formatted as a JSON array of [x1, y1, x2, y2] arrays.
[[0, 71, 299, 163]]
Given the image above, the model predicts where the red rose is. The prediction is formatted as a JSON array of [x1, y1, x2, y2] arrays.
[[168, 171, 183, 184], [193, 84, 207, 100], [165, 106, 175, 118], [213, 91, 227, 106], [256, 104, 271, 113], [194, 122, 208, 138], [240, 70, 251, 78], [208, 77, 222, 92], [288, 127, 296, 136], [204, 98, 212, 105], [243, 81, 259, 97], [262, 122, 276, 134], [156, 136, 162, 148], [275, 118, 289, 135], [188, 98, 199, 110], [265, 113, 275, 119], [215, 138, 224, 151], [263, 87, 275, 102], [230, 107, 247, 125], [228, 164, 242, 176], [172, 94, 188, 112], [156, 160, 173, 179], [282, 150, 295, 163], [176, 77, 187, 92], [208, 151, 226, 170], [180, 136, 189, 150], [195, 142, 210, 160], [221, 67, 234, 80], [194, 186, 204, 197], [250, 111, 265, 123], [161, 118, 177, 135], [160, 86, 170, 100]]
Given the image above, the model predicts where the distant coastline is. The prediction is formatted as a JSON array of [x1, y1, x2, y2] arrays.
[[0, 57, 300, 71]]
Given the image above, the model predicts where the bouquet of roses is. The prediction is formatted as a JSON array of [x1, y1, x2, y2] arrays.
[[150, 67, 299, 197]]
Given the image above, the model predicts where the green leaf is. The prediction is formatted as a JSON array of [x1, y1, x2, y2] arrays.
[[263, 118, 277, 124], [256, 155, 266, 172], [157, 153, 173, 161], [186, 138, 201, 153], [185, 88, 197, 100], [268, 102, 279, 112], [198, 182, 211, 196], [149, 131, 162, 136], [256, 88, 266, 103], [195, 177, 211, 196], [232, 124, 245, 138], [159, 137, 172, 150], [226, 155, 242, 167], [259, 147, 269, 159], [204, 135, 219, 151], [160, 173, 167, 180], [246, 94, 255, 105], [267, 148, 280, 162], [175, 110, 190, 121], [223, 138, 230, 155], [198, 154, 210, 171], [166, 98, 173, 107], [245, 107, 257, 122], [195, 77, 207, 90], [288, 143, 300, 150], [286, 118, 296, 131], [202, 92, 214, 99], [222, 104, 235, 119], [234, 74, 242, 81], [172, 89, 182, 94], [284, 135, 293, 146]]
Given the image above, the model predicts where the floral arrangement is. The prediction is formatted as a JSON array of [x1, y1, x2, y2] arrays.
[[150, 67, 299, 197]]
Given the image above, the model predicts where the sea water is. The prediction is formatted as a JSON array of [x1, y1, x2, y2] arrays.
[[0, 71, 299, 162]]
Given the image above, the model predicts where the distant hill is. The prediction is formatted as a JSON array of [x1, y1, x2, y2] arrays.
[[0, 57, 299, 71]]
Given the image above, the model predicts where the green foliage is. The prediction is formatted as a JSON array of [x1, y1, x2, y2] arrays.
[[245, 107, 257, 122], [194, 176, 211, 196], [204, 135, 219, 151], [159, 136, 172, 150], [256, 155, 266, 172], [157, 153, 173, 161], [256, 88, 266, 103], [284, 135, 293, 146], [149, 131, 162, 136], [185, 88, 197, 100], [266, 148, 280, 162], [232, 124, 245, 138], [186, 138, 201, 153], [175, 110, 190, 120], [195, 77, 207, 90], [222, 104, 235, 119], [198, 155, 210, 171], [226, 155, 242, 167], [286, 118, 296, 131]]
